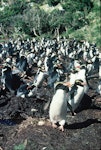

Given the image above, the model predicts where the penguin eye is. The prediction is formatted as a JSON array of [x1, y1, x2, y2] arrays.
[[75, 79, 83, 84], [75, 79, 84, 86]]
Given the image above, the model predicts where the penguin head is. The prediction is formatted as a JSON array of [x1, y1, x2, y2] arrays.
[[75, 79, 84, 86], [55, 83, 69, 93]]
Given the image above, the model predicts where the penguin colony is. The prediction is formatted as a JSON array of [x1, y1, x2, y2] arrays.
[[0, 37, 100, 131]]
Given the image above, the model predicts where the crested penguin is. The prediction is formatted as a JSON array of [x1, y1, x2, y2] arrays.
[[67, 79, 86, 112], [99, 55, 101, 79], [34, 67, 47, 88], [96, 54, 101, 94], [75, 65, 89, 94], [1, 65, 14, 94], [49, 83, 70, 131], [96, 80, 101, 95], [16, 83, 29, 98], [28, 67, 47, 97]]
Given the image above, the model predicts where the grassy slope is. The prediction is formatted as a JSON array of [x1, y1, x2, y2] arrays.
[[0, 0, 100, 49], [41, 0, 101, 49], [65, 0, 101, 49]]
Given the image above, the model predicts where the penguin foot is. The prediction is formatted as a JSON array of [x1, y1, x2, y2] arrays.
[[52, 123, 57, 129], [58, 125, 64, 132], [72, 112, 76, 116]]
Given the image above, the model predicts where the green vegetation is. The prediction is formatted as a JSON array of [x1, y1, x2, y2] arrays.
[[14, 144, 25, 150], [68, 0, 101, 48], [48, 0, 61, 6], [0, 0, 100, 48]]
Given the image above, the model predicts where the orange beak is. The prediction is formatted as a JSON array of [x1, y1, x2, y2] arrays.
[[63, 82, 72, 87]]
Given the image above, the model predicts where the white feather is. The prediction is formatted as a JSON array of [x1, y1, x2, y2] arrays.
[[49, 89, 67, 125], [67, 85, 84, 111]]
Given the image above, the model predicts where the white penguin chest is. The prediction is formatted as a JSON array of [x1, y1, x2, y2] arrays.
[[49, 89, 67, 115]]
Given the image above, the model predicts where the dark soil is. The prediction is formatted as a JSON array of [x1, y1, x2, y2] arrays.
[[0, 79, 101, 150]]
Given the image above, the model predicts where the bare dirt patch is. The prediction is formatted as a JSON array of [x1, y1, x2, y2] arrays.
[[0, 82, 101, 150]]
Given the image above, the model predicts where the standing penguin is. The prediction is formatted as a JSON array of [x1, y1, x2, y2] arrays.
[[99, 53, 101, 78], [16, 55, 28, 77], [96, 80, 101, 95], [75, 65, 89, 94], [67, 79, 86, 112], [49, 82, 74, 132], [33, 67, 47, 88], [1, 65, 14, 94], [96, 54, 101, 95], [28, 67, 47, 97]]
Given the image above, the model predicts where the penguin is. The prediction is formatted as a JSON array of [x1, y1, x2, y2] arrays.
[[16, 55, 28, 76], [28, 67, 47, 97], [86, 60, 94, 76], [1, 65, 14, 94], [96, 80, 101, 95], [16, 83, 29, 98], [67, 79, 86, 112], [75, 65, 89, 94], [96, 55, 101, 95], [34, 67, 47, 88], [49, 83, 72, 132], [99, 56, 101, 79], [47, 66, 60, 88]]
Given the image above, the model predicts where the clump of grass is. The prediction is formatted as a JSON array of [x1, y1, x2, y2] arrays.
[[13, 144, 25, 150], [68, 0, 100, 49]]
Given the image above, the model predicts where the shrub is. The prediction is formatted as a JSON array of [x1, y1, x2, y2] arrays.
[[47, 0, 60, 6]]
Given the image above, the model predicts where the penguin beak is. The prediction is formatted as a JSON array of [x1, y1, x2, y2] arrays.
[[82, 82, 87, 86], [63, 82, 73, 87], [79, 81, 87, 86]]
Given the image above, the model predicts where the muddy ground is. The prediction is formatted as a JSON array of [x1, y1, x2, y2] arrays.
[[0, 78, 101, 150]]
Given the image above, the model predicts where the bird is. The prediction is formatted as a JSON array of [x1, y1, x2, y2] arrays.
[[96, 54, 101, 95], [99, 54, 101, 78], [16, 55, 28, 77], [1, 65, 14, 94], [33, 67, 46, 88], [49, 82, 71, 131], [27, 67, 47, 97], [47, 66, 60, 88], [67, 79, 86, 112], [16, 83, 29, 98], [96, 80, 101, 95], [75, 65, 89, 94]]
